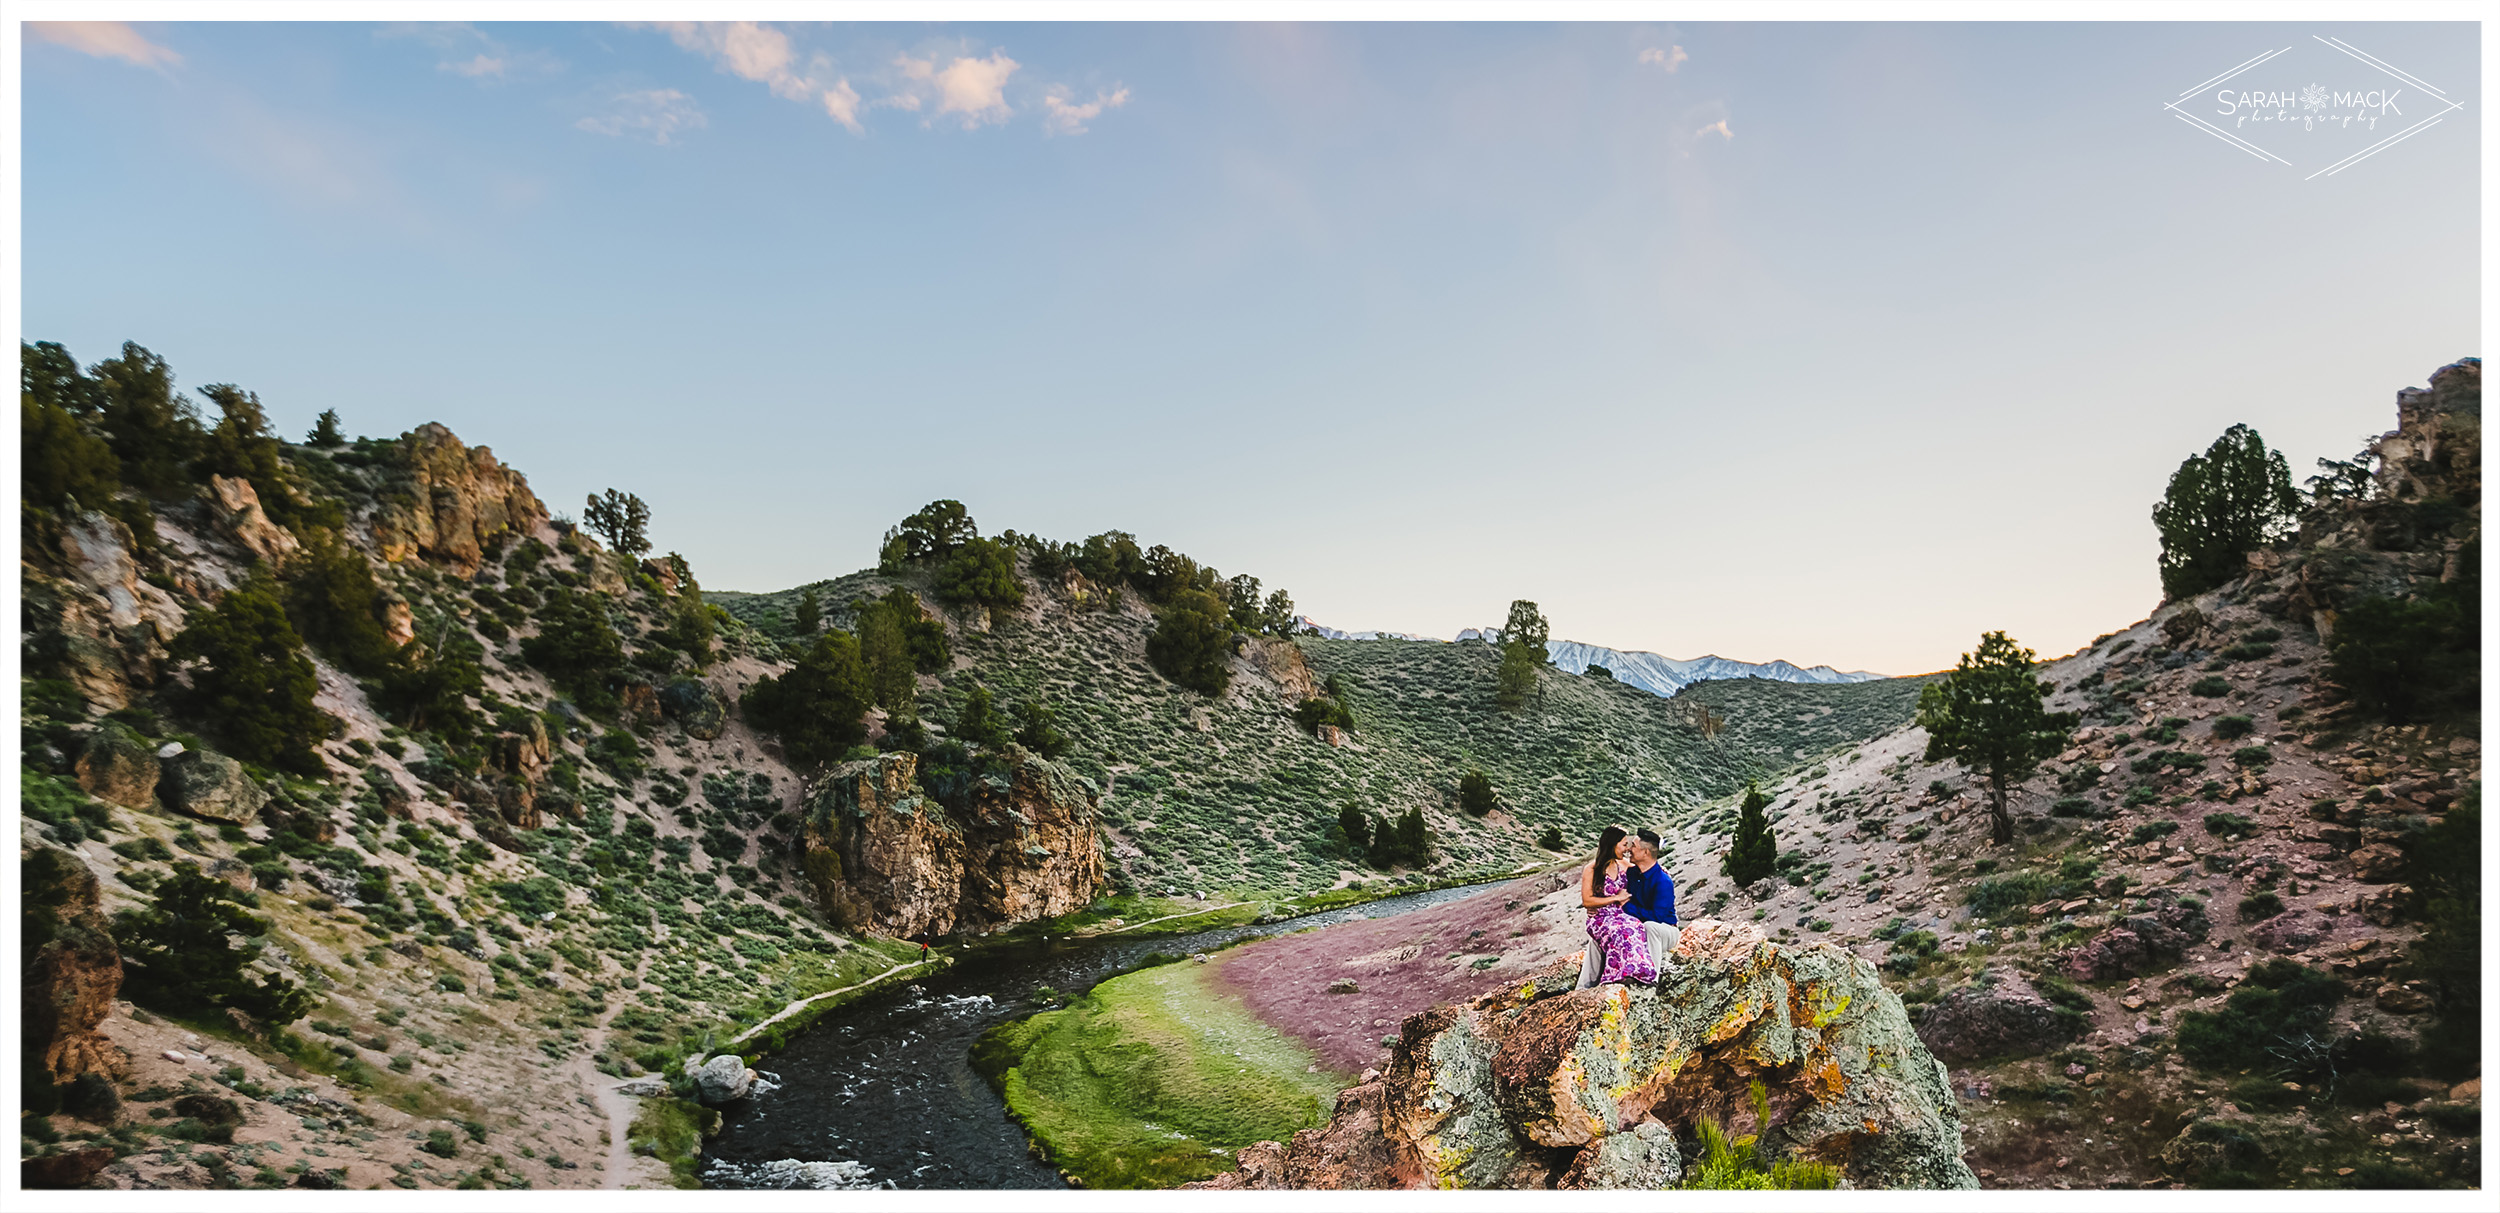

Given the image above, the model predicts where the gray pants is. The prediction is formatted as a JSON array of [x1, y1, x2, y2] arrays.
[[1578, 921, 1682, 988]]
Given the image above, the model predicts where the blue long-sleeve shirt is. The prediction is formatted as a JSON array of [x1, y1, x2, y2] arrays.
[[1624, 864, 1676, 925]]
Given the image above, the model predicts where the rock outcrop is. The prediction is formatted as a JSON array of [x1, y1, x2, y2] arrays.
[[1913, 969, 2084, 1063], [2288, 356, 2479, 641], [159, 748, 269, 824], [75, 721, 161, 809], [800, 747, 1104, 938], [1192, 920, 1975, 1190], [367, 423, 552, 575], [22, 846, 125, 1085], [205, 475, 301, 565], [659, 678, 729, 740]]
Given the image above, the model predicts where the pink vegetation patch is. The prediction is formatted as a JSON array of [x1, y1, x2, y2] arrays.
[[1213, 873, 1590, 1075]]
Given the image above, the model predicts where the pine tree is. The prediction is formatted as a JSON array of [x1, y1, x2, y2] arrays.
[[1723, 783, 1777, 888], [2152, 423, 2299, 600], [793, 586, 821, 636], [169, 573, 333, 775], [583, 489, 652, 556], [1915, 630, 2080, 846], [1013, 699, 1070, 758], [307, 408, 345, 447], [954, 686, 1006, 747], [1459, 768, 1498, 816], [1495, 599, 1549, 711], [113, 863, 317, 1026], [1338, 802, 1371, 856], [741, 630, 873, 767]]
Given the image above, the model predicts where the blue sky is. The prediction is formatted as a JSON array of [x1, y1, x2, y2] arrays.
[[18, 18, 2482, 674]]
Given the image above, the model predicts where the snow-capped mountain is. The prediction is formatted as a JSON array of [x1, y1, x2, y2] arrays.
[[1296, 617, 1885, 699]]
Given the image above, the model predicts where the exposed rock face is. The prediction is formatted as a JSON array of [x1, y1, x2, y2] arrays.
[[1237, 635, 1319, 703], [367, 423, 551, 574], [22, 847, 125, 1085], [2058, 898, 2209, 981], [1192, 920, 1975, 1190], [21, 1145, 117, 1189], [2288, 357, 2480, 640], [800, 748, 1103, 938], [160, 748, 269, 824], [57, 509, 146, 629], [76, 721, 161, 809], [659, 678, 729, 740], [1914, 969, 2083, 1062], [205, 475, 301, 565]]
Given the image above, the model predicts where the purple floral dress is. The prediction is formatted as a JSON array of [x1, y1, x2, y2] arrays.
[[1586, 864, 1657, 984]]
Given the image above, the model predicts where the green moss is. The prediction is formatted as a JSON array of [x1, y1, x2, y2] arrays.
[[972, 959, 1346, 1189]]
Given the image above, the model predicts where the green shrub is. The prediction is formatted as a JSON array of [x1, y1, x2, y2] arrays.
[[2123, 785, 2158, 807], [933, 537, 1026, 608], [423, 1129, 460, 1158], [1457, 769, 1498, 817], [2050, 797, 2101, 819], [2327, 549, 2477, 723], [2212, 715, 2255, 739], [1535, 825, 1565, 851], [1968, 871, 2054, 919], [2231, 746, 2272, 768], [2175, 960, 2342, 1073], [168, 573, 333, 775], [2202, 812, 2258, 840], [1146, 590, 1234, 696], [2189, 675, 2231, 697], [742, 630, 872, 766], [2237, 891, 2284, 921], [2127, 820, 2179, 845], [2219, 641, 2275, 662], [112, 862, 317, 1026], [518, 590, 625, 712]]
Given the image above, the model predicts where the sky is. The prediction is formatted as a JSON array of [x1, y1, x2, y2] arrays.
[[16, 14, 2484, 676]]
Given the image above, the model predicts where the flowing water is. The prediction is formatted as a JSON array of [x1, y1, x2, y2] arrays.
[[701, 881, 1505, 1189]]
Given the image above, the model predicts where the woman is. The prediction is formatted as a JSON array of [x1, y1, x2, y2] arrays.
[[1581, 825, 1657, 985]]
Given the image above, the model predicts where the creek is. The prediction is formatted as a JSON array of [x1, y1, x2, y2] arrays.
[[700, 881, 1500, 1189]]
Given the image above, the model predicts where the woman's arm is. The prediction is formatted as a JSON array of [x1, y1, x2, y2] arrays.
[[1580, 864, 1631, 909]]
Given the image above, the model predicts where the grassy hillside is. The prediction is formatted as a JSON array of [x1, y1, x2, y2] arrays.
[[717, 573, 1929, 901]]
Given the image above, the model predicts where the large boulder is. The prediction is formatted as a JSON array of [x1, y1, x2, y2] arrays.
[[1192, 921, 1975, 1190], [205, 474, 301, 565], [22, 847, 125, 1085], [801, 747, 1103, 938], [659, 678, 728, 740], [75, 721, 159, 809], [1914, 969, 2084, 1062], [159, 748, 269, 824], [694, 1054, 757, 1105], [366, 423, 552, 574]]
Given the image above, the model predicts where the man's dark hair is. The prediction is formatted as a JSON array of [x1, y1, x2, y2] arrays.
[[1635, 829, 1661, 849]]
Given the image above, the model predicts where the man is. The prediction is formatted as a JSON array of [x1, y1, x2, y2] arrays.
[[1578, 828, 1681, 989]]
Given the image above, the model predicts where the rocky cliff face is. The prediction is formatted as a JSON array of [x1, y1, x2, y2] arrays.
[[366, 422, 553, 574], [22, 846, 125, 1085], [1193, 920, 1975, 1191], [2286, 356, 2479, 641], [799, 747, 1104, 938]]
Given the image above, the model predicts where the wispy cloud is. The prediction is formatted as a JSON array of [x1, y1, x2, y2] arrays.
[[378, 23, 559, 82], [1696, 118, 1733, 140], [29, 21, 181, 71], [1639, 45, 1688, 73], [1042, 85, 1130, 137], [895, 50, 1020, 129], [650, 21, 864, 133], [576, 89, 706, 145]]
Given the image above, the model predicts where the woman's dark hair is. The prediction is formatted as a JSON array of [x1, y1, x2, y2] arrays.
[[1591, 825, 1626, 877]]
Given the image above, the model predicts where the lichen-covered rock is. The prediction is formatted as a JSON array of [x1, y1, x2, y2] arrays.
[[22, 847, 125, 1085], [659, 678, 728, 740], [159, 748, 269, 824], [800, 747, 1102, 938], [1914, 969, 2083, 1062], [1558, 1120, 1682, 1189], [1193, 922, 1975, 1190], [75, 721, 160, 809], [2246, 910, 2327, 954], [366, 423, 551, 574]]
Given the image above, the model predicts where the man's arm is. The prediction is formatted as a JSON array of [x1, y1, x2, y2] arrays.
[[1660, 873, 1677, 925]]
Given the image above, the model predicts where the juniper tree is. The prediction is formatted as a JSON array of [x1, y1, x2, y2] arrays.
[[113, 863, 317, 1027], [2152, 423, 2299, 600], [307, 408, 345, 447], [169, 573, 333, 775], [583, 489, 652, 556], [793, 586, 821, 637], [953, 686, 1007, 747], [1338, 802, 1371, 856], [881, 499, 976, 570], [1915, 630, 2079, 846], [742, 630, 873, 767], [1147, 589, 1234, 695], [934, 536, 1025, 608], [1459, 769, 1498, 817], [1495, 599, 1550, 711], [1013, 699, 1070, 759], [1723, 783, 1777, 888]]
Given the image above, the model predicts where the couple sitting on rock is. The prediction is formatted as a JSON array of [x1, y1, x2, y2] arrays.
[[1578, 825, 1679, 987]]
